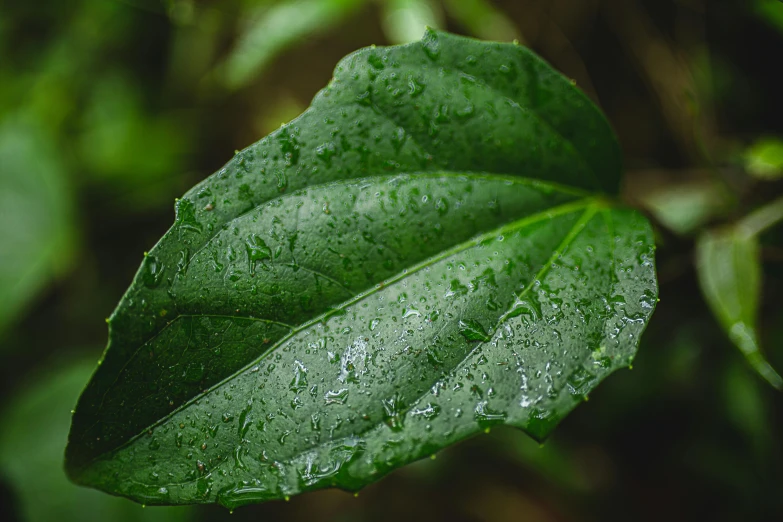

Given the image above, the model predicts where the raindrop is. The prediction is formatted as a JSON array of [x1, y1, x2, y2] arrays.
[[367, 53, 385, 70], [246, 234, 272, 275], [639, 289, 656, 310], [411, 403, 441, 420], [289, 361, 309, 392], [421, 28, 441, 60], [381, 393, 405, 431], [474, 401, 507, 428], [325, 388, 349, 405], [141, 255, 165, 288], [408, 76, 426, 97], [175, 198, 203, 233], [459, 319, 491, 342]]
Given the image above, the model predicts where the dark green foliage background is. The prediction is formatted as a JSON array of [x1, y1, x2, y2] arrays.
[[1, 0, 783, 521]]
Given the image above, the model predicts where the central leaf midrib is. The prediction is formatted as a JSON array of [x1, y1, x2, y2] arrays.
[[85, 196, 595, 473]]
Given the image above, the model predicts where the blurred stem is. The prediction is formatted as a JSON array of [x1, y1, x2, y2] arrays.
[[603, 0, 736, 206], [442, 0, 521, 44], [536, 3, 599, 103], [603, 0, 699, 160], [738, 196, 783, 238]]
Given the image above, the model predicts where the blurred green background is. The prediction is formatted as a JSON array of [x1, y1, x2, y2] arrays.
[[2, 0, 783, 520]]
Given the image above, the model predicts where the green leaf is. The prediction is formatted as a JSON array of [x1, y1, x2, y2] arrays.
[[0, 116, 76, 338], [755, 0, 783, 36], [217, 0, 365, 89], [0, 357, 191, 522], [637, 179, 732, 236], [745, 137, 783, 180], [442, 0, 521, 43], [696, 226, 783, 389], [723, 361, 773, 456], [78, 74, 190, 209], [381, 0, 443, 44], [66, 30, 656, 508]]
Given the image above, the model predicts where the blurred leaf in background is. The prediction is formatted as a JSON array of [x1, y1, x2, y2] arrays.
[[216, 0, 366, 89], [637, 177, 732, 236], [214, 0, 519, 89], [722, 359, 774, 457], [380, 0, 442, 44], [696, 198, 783, 388], [0, 356, 191, 522], [744, 137, 783, 180], [0, 118, 76, 338], [755, 0, 783, 35], [77, 73, 191, 209], [441, 0, 519, 43], [487, 428, 591, 495]]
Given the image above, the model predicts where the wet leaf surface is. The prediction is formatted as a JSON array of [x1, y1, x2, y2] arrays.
[[66, 30, 657, 508]]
